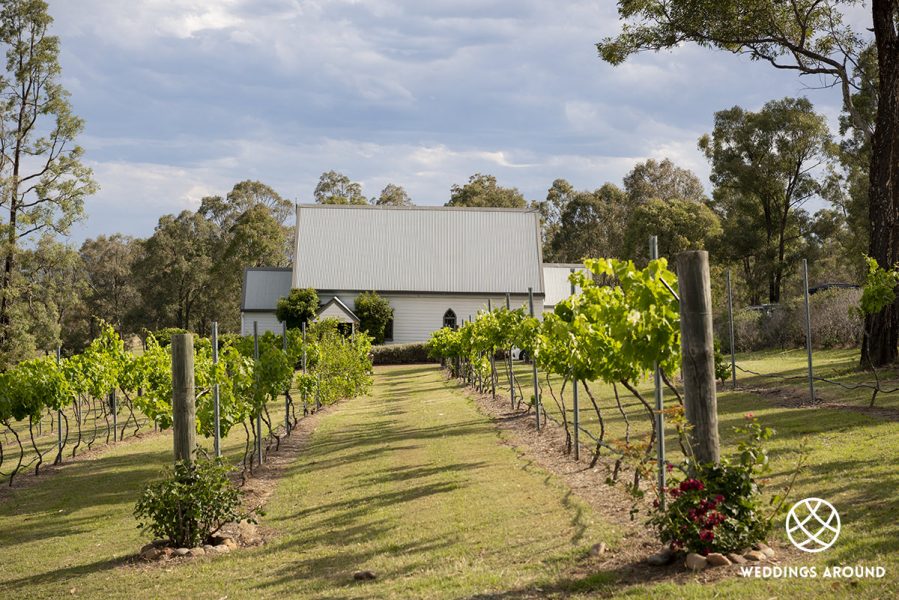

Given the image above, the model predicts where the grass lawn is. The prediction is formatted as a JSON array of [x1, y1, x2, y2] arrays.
[[504, 350, 899, 598], [1, 361, 896, 598], [0, 365, 620, 599]]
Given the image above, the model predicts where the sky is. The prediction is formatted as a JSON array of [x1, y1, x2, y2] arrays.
[[47, 0, 871, 243]]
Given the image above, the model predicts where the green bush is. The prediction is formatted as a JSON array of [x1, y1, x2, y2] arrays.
[[134, 457, 251, 548], [145, 327, 189, 348], [651, 415, 777, 555], [370, 343, 435, 365], [354, 291, 393, 344], [276, 288, 319, 330]]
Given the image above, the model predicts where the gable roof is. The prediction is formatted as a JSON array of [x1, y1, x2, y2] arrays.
[[317, 296, 360, 324], [293, 204, 544, 295], [241, 268, 291, 311]]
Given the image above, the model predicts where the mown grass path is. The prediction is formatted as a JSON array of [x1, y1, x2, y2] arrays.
[[0, 365, 619, 599]]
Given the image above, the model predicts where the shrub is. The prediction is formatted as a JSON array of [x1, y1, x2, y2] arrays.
[[809, 288, 863, 348], [354, 291, 393, 344], [276, 288, 319, 330], [650, 415, 777, 555], [720, 287, 861, 352], [370, 343, 435, 365], [134, 457, 251, 548]]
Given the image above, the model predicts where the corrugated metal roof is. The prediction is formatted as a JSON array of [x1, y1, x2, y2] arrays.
[[242, 268, 292, 310], [542, 264, 586, 308], [293, 204, 544, 294]]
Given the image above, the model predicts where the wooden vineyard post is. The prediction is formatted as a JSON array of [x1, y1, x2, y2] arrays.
[[171, 333, 196, 464], [487, 299, 496, 398], [505, 293, 515, 408], [55, 346, 63, 465], [676, 251, 720, 464]]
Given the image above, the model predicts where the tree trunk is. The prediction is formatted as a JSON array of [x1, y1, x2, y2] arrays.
[[862, 0, 899, 367]]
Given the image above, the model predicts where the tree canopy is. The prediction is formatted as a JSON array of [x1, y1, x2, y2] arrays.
[[446, 173, 527, 208], [314, 171, 367, 205]]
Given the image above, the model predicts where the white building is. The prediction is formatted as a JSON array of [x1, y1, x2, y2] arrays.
[[241, 203, 554, 342], [542, 263, 587, 312]]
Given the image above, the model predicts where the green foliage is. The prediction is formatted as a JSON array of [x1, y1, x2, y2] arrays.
[[651, 415, 777, 555], [701, 97, 833, 304], [354, 291, 393, 344], [314, 170, 367, 205], [713, 340, 731, 383], [370, 343, 434, 365], [860, 256, 899, 315], [624, 198, 721, 263], [446, 173, 527, 208], [134, 457, 250, 548], [375, 183, 413, 206], [0, 0, 98, 363], [276, 288, 319, 330]]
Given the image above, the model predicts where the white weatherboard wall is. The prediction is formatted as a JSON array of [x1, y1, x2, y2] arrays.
[[319, 293, 538, 344], [241, 312, 282, 336]]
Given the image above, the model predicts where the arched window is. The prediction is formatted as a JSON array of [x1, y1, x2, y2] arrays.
[[443, 309, 457, 329]]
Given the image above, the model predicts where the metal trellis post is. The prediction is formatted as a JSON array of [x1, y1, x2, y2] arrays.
[[212, 321, 221, 457], [254, 321, 262, 466], [570, 269, 579, 460], [726, 270, 737, 390], [528, 287, 540, 431], [302, 321, 308, 414], [283, 322, 290, 433], [651, 236, 666, 506], [56, 346, 62, 463], [803, 259, 816, 403]]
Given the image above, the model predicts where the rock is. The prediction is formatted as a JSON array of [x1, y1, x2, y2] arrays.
[[139, 547, 162, 561], [224, 538, 239, 549], [589, 542, 607, 556], [203, 545, 216, 553], [727, 553, 747, 565], [159, 547, 174, 559], [210, 534, 234, 546], [213, 544, 231, 554], [744, 550, 766, 562], [353, 570, 377, 581], [646, 547, 675, 566], [172, 548, 190, 557], [706, 553, 731, 567], [684, 553, 707, 571], [754, 542, 776, 558], [188, 547, 206, 557]]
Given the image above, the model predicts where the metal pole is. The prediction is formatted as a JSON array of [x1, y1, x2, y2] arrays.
[[212, 321, 221, 457], [254, 321, 262, 466], [283, 322, 290, 433], [487, 299, 496, 397], [570, 269, 579, 460], [302, 321, 308, 414], [110, 389, 117, 443], [726, 270, 737, 390], [650, 236, 665, 506], [56, 346, 62, 463], [528, 287, 540, 431], [505, 293, 514, 406], [803, 259, 816, 403]]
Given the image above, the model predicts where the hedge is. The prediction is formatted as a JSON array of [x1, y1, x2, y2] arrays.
[[370, 343, 436, 365]]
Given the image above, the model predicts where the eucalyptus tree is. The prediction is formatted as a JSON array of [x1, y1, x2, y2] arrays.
[[699, 97, 832, 303], [374, 183, 413, 206], [446, 173, 527, 208], [314, 170, 367, 205], [623, 158, 707, 205], [548, 183, 629, 262], [0, 0, 97, 363], [598, 0, 898, 364]]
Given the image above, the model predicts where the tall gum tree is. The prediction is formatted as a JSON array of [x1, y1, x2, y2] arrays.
[[598, 0, 899, 366], [0, 0, 96, 362]]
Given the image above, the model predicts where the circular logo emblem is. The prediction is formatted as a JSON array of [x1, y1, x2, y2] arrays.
[[786, 497, 841, 553]]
